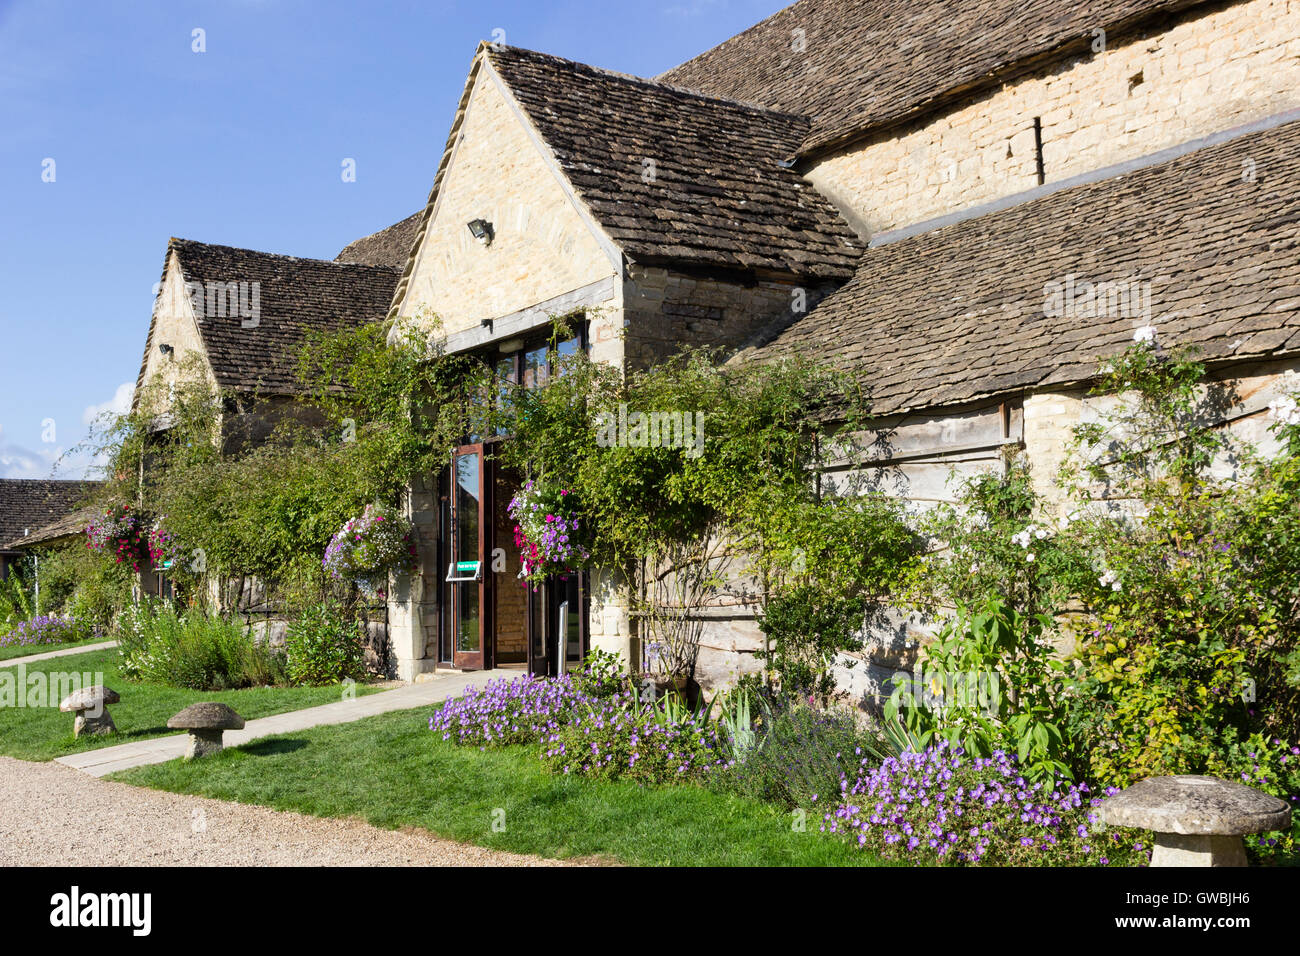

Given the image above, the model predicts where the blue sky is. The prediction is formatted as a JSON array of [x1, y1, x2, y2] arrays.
[[0, 0, 784, 479]]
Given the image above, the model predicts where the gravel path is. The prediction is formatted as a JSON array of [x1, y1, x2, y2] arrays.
[[0, 756, 569, 867]]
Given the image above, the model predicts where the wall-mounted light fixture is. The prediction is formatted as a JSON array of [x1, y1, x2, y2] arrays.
[[467, 218, 494, 245], [158, 343, 175, 357]]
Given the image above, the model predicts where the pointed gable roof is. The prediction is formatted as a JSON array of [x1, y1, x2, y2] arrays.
[[485, 45, 860, 280], [660, 0, 1215, 158], [335, 212, 423, 268], [736, 115, 1300, 416], [388, 43, 862, 313], [136, 239, 400, 400]]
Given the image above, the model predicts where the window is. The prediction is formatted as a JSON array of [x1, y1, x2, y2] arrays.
[[487, 319, 587, 437], [493, 318, 588, 392], [522, 344, 549, 389]]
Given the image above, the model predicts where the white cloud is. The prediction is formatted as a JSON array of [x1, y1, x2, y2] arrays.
[[82, 381, 134, 426], [0, 423, 66, 479]]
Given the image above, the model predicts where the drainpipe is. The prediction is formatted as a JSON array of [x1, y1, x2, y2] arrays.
[[34, 553, 40, 614]]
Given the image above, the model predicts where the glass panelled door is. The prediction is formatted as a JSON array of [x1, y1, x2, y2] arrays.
[[450, 445, 486, 669]]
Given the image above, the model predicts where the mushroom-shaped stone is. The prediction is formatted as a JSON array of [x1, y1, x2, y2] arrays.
[[167, 702, 245, 759], [1099, 775, 1291, 866], [59, 685, 121, 737]]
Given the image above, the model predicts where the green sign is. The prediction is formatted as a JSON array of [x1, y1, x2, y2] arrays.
[[456, 560, 481, 574]]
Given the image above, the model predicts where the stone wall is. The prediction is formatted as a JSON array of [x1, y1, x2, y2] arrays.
[[670, 400, 1018, 696], [138, 252, 219, 399], [622, 264, 834, 370], [587, 568, 632, 667], [209, 574, 393, 677], [806, 0, 1300, 238], [394, 59, 619, 336], [668, 357, 1300, 704], [1025, 357, 1299, 508]]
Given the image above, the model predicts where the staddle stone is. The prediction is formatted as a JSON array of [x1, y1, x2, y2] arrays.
[[1099, 775, 1291, 867], [168, 702, 245, 759], [59, 685, 121, 737]]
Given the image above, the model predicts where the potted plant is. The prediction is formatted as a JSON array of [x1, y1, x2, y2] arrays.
[[508, 480, 589, 585], [323, 503, 417, 599], [86, 504, 150, 572]]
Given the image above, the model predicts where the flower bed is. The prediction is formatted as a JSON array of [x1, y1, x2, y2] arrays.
[[429, 672, 727, 785], [823, 742, 1150, 866], [508, 481, 588, 581], [428, 674, 612, 748], [541, 707, 729, 783], [0, 614, 92, 649], [323, 503, 416, 597]]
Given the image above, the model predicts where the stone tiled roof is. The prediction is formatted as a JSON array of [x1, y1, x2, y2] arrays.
[[486, 45, 861, 279], [0, 480, 101, 552], [335, 213, 423, 268], [735, 117, 1300, 416], [659, 0, 1212, 157], [5, 506, 100, 551], [137, 239, 400, 398]]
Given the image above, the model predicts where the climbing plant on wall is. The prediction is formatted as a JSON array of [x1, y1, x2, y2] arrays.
[[83, 319, 490, 606]]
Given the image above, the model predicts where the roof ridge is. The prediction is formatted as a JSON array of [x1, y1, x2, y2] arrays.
[[0, 478, 100, 486], [654, 0, 800, 83], [485, 42, 813, 124], [169, 237, 400, 272], [336, 212, 421, 246]]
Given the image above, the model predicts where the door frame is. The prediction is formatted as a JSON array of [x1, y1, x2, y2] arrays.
[[526, 571, 590, 677], [448, 443, 490, 670]]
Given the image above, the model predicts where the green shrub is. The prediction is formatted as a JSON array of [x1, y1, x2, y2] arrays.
[[17, 541, 134, 627], [714, 696, 886, 810], [886, 599, 1072, 782], [117, 601, 286, 690], [0, 569, 35, 634], [1057, 350, 1300, 847], [284, 603, 365, 687], [573, 648, 628, 699], [757, 585, 868, 702]]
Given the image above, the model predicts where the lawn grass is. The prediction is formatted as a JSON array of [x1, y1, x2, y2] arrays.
[[114, 705, 883, 866], [0, 648, 387, 761], [0, 637, 113, 662]]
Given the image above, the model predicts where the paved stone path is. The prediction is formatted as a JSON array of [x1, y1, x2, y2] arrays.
[[0, 640, 119, 667], [56, 668, 513, 777], [0, 755, 568, 866]]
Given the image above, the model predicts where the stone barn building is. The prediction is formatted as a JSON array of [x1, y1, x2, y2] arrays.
[[123, 0, 1300, 696], [128, 237, 401, 630], [375, 0, 1300, 691], [136, 237, 402, 454]]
